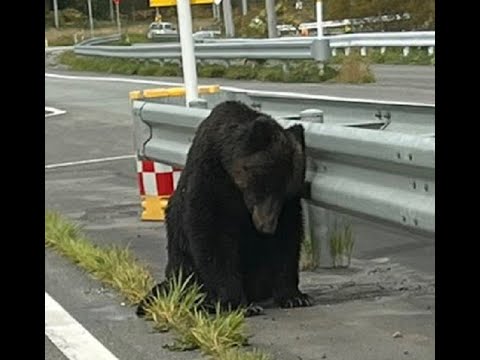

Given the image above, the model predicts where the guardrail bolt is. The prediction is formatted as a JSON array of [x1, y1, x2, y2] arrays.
[[300, 109, 324, 123]]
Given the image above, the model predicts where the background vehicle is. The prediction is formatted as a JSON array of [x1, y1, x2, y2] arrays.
[[146, 22, 177, 40]]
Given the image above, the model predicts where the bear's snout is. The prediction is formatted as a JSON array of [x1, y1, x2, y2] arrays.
[[252, 197, 281, 235]]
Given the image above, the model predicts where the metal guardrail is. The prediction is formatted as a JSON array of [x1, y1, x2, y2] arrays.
[[327, 31, 435, 48], [219, 87, 435, 135], [73, 31, 434, 61], [202, 31, 435, 48], [135, 85, 435, 136], [75, 36, 331, 61], [131, 95, 435, 238]]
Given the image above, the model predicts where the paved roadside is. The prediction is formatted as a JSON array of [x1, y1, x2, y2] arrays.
[[45, 75, 434, 360]]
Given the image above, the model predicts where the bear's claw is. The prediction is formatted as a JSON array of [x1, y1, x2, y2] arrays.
[[280, 293, 314, 308]]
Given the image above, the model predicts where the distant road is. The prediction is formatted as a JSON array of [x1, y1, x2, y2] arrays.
[[45, 63, 434, 104]]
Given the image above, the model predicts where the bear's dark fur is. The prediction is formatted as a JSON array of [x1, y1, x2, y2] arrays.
[[137, 101, 312, 317]]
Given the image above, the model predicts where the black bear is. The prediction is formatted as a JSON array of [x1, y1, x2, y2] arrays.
[[137, 101, 312, 316]]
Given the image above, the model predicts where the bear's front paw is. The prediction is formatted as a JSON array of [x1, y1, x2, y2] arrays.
[[278, 293, 314, 308]]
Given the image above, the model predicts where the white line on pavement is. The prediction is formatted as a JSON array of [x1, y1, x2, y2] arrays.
[[45, 72, 434, 106], [45, 106, 67, 118], [45, 292, 119, 360], [45, 155, 135, 169]]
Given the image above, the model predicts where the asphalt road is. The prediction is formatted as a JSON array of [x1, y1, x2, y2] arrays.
[[45, 62, 435, 104], [45, 70, 435, 360]]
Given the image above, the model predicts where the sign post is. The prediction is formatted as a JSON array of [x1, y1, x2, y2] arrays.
[[87, 0, 94, 37], [113, 0, 121, 35], [176, 0, 198, 105], [316, 0, 323, 37], [149, 0, 216, 106]]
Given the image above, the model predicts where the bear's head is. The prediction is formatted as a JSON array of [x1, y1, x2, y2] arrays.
[[229, 116, 306, 235]]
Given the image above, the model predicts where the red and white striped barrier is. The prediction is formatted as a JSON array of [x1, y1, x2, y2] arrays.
[[136, 159, 182, 221]]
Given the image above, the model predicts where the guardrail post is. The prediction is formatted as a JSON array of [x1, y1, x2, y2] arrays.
[[380, 46, 386, 54], [332, 48, 337, 57], [360, 46, 367, 56], [345, 47, 351, 56], [299, 108, 326, 269], [403, 46, 410, 57], [428, 46, 434, 56]]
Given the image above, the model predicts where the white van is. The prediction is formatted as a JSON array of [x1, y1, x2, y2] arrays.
[[146, 22, 178, 39]]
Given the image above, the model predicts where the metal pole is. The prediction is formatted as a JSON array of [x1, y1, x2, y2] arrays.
[[222, 0, 235, 38], [176, 0, 199, 106], [265, 0, 277, 38], [116, 2, 121, 34], [242, 0, 247, 16], [53, 0, 59, 28], [109, 0, 115, 23], [316, 0, 323, 37], [87, 0, 94, 37]]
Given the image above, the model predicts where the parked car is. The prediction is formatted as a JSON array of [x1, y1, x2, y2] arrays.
[[146, 22, 177, 40], [192, 30, 221, 42]]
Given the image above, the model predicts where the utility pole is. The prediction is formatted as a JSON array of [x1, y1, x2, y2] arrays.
[[115, 1, 121, 35], [265, 0, 277, 38], [222, 0, 235, 37], [242, 0, 247, 16], [87, 0, 94, 37], [53, 0, 59, 28], [109, 0, 115, 23]]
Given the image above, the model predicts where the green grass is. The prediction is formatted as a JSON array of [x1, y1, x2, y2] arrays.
[[56, 51, 343, 83], [45, 211, 155, 304], [299, 236, 317, 271], [332, 47, 435, 66], [329, 223, 355, 268], [45, 211, 271, 360]]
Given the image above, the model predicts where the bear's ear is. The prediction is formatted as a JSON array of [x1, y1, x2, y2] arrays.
[[286, 124, 305, 149], [247, 116, 274, 151]]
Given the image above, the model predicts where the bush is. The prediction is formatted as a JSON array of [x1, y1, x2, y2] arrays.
[[224, 65, 257, 80], [198, 64, 226, 78], [335, 54, 375, 84], [256, 65, 285, 82]]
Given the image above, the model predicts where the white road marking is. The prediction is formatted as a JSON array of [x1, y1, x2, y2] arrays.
[[45, 155, 135, 169], [45, 72, 180, 86], [45, 292, 119, 360], [45, 72, 434, 107], [45, 106, 67, 118]]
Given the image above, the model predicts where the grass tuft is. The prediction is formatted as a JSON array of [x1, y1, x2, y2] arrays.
[[45, 211, 272, 360], [335, 54, 375, 84]]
